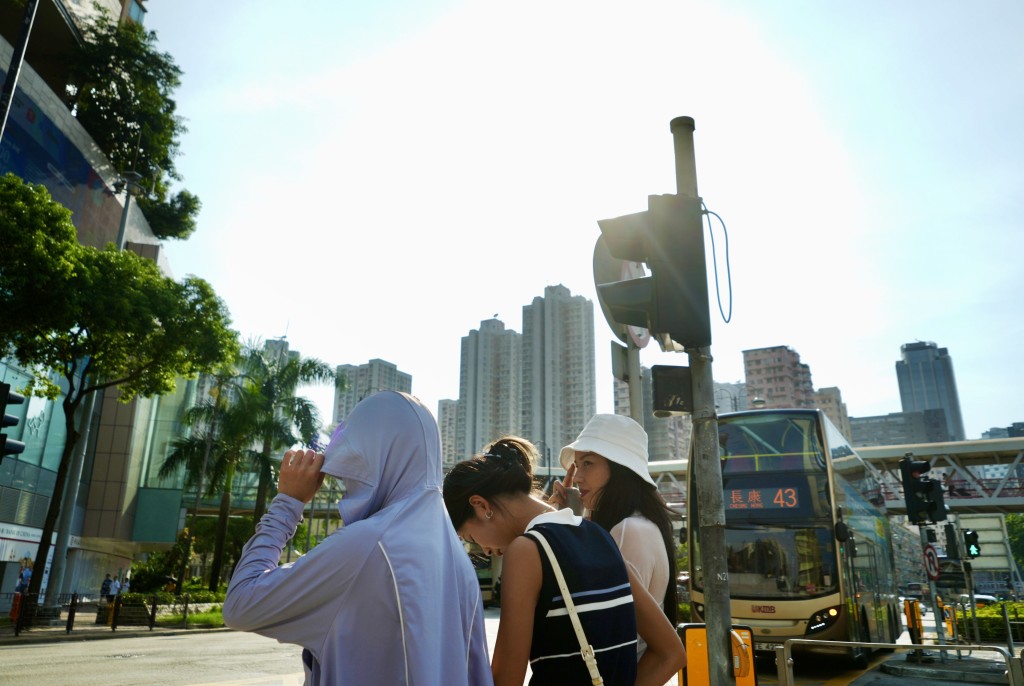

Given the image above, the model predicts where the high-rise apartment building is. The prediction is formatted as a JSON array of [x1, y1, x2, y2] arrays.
[[521, 285, 596, 468], [895, 342, 966, 441], [456, 319, 521, 461], [332, 359, 412, 425], [437, 399, 458, 468], [743, 346, 815, 409]]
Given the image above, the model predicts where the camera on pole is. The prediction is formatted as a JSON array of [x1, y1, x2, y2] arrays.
[[595, 194, 711, 352], [1, 381, 26, 463]]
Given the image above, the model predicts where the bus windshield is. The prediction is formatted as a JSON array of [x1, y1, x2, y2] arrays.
[[693, 411, 840, 600], [697, 524, 839, 599]]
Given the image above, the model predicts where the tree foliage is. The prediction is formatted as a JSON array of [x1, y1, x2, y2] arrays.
[[0, 174, 238, 600], [66, 6, 199, 240], [158, 340, 340, 590], [1006, 514, 1024, 575]]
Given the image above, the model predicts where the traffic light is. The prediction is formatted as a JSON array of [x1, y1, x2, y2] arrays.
[[944, 523, 960, 560], [595, 194, 711, 351], [963, 529, 981, 558], [1, 382, 26, 463], [899, 454, 947, 524]]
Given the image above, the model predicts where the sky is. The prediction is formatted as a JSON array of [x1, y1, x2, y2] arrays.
[[144, 1, 1023, 441]]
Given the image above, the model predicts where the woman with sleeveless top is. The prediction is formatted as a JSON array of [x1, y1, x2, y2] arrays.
[[444, 436, 685, 686]]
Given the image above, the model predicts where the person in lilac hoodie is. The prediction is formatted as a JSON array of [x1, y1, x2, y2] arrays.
[[223, 391, 493, 686]]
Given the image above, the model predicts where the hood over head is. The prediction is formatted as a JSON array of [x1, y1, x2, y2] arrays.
[[322, 391, 442, 525]]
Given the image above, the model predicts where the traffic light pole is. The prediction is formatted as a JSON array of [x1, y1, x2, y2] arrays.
[[920, 526, 948, 661], [626, 342, 644, 424], [672, 116, 734, 686]]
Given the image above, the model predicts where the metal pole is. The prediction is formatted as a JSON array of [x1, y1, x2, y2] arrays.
[[627, 342, 644, 424], [115, 193, 133, 250], [921, 526, 948, 662], [0, 0, 40, 144], [965, 561, 981, 643], [671, 116, 734, 686]]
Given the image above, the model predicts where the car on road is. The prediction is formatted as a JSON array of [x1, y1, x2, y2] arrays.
[[958, 593, 999, 608]]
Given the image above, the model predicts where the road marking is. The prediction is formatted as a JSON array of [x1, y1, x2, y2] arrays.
[[186, 675, 305, 686]]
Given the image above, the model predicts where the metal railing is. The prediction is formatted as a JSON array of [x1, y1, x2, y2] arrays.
[[774, 638, 1024, 686]]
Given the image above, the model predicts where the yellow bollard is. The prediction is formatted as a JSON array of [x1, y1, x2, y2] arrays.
[[678, 623, 756, 686]]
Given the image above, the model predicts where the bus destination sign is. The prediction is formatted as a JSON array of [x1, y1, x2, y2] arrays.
[[726, 486, 799, 510]]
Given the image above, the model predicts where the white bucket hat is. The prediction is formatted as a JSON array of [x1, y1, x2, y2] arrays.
[[559, 414, 656, 487]]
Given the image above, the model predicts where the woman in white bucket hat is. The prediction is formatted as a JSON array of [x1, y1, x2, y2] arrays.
[[555, 414, 679, 634]]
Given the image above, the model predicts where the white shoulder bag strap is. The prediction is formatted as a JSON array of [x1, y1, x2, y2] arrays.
[[526, 530, 604, 686]]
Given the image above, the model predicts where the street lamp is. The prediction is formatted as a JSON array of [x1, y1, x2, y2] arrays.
[[44, 172, 143, 606], [114, 171, 144, 250], [714, 387, 739, 412]]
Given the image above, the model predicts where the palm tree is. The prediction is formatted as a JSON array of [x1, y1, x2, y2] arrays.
[[240, 343, 340, 524], [160, 341, 340, 590], [161, 379, 260, 591]]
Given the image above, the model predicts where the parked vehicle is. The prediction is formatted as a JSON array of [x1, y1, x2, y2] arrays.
[[959, 593, 999, 608]]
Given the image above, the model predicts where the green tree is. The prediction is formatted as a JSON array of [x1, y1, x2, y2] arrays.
[[0, 175, 238, 601], [66, 6, 199, 240], [241, 343, 339, 523], [161, 388, 261, 591], [1006, 514, 1024, 576], [159, 341, 339, 589]]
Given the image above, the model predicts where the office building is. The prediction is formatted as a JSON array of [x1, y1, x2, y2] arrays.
[[848, 409, 949, 447], [331, 359, 412, 425], [895, 342, 965, 441], [456, 319, 521, 461], [521, 285, 596, 468]]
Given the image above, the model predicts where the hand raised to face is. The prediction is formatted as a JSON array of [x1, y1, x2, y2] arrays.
[[279, 449, 326, 504], [546, 462, 577, 509]]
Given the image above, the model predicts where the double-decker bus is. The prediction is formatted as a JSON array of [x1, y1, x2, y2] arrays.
[[686, 409, 901, 665]]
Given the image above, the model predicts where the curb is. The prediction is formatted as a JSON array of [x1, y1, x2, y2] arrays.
[[0, 626, 234, 647], [880, 656, 1010, 684]]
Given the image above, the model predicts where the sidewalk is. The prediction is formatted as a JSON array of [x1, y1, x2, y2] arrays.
[[873, 610, 1021, 685], [0, 615, 233, 647]]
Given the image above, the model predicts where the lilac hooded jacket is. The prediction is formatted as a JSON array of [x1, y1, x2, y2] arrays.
[[223, 391, 493, 686]]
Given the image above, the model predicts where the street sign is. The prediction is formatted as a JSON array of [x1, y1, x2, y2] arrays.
[[924, 545, 940, 581]]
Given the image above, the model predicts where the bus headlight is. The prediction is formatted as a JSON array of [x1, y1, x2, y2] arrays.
[[805, 606, 841, 634]]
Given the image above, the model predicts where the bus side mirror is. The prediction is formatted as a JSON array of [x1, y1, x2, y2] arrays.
[[678, 526, 688, 545], [835, 521, 849, 542]]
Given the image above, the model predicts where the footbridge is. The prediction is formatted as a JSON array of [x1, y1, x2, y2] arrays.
[[537, 436, 1024, 514]]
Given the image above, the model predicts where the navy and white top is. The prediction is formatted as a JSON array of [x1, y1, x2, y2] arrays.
[[524, 509, 638, 685]]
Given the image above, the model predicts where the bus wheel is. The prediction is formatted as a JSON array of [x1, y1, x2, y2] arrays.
[[850, 613, 871, 668], [879, 608, 897, 652]]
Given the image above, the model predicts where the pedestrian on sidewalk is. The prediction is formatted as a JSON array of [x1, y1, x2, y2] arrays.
[[14, 559, 32, 594], [223, 391, 492, 686], [100, 574, 112, 601], [444, 435, 686, 686]]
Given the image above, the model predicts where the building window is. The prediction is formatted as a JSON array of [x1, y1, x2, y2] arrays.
[[129, 0, 146, 24]]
